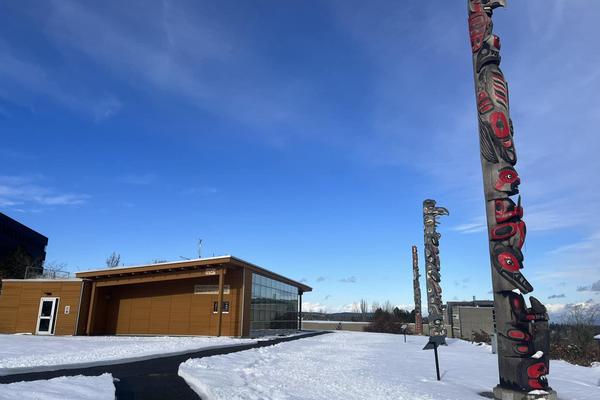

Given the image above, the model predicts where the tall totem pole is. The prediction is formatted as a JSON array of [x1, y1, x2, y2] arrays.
[[412, 245, 423, 335], [467, 1, 553, 398], [423, 199, 448, 342]]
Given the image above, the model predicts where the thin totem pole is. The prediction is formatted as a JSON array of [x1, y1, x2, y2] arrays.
[[412, 245, 423, 335], [423, 200, 448, 341], [467, 1, 552, 396]]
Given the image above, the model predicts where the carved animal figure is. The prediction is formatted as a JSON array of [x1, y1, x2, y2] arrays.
[[467, 0, 550, 393]]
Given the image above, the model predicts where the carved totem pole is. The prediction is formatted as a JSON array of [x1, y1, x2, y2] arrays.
[[423, 199, 449, 342], [467, 1, 552, 397], [412, 245, 423, 335]]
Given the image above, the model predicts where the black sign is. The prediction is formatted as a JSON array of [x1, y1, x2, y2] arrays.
[[422, 335, 445, 350]]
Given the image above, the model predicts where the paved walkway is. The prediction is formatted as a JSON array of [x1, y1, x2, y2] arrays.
[[0, 331, 328, 399]]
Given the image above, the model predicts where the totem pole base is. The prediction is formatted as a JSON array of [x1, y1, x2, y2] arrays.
[[493, 386, 557, 400]]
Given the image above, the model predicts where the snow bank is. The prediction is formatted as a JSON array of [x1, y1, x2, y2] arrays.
[[0, 373, 115, 400], [0, 334, 253, 375], [179, 331, 600, 400]]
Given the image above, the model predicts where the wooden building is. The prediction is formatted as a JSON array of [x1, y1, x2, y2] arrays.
[[0, 256, 311, 337]]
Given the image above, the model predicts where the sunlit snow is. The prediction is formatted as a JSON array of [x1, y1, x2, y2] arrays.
[[0, 334, 253, 375], [0, 373, 115, 400], [179, 331, 600, 400]]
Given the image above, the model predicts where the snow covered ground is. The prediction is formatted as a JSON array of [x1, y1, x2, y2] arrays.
[[179, 331, 600, 400], [0, 373, 115, 400], [0, 334, 253, 375], [302, 320, 368, 324]]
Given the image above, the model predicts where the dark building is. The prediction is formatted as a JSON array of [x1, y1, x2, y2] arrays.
[[0, 212, 48, 279]]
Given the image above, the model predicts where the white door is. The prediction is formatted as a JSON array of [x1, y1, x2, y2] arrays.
[[36, 297, 59, 335]]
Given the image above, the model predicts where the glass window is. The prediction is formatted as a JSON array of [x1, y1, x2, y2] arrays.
[[38, 318, 50, 332], [249, 273, 299, 336], [41, 301, 53, 317]]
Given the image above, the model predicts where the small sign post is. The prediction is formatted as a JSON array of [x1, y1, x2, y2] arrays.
[[422, 336, 444, 381], [401, 324, 408, 343]]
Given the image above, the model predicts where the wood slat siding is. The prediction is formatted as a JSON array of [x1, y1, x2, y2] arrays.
[[0, 280, 83, 335], [89, 269, 244, 336]]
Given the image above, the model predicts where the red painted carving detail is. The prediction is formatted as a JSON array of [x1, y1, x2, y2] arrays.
[[494, 199, 523, 223], [491, 112, 510, 138], [478, 91, 494, 114], [469, 7, 489, 52]]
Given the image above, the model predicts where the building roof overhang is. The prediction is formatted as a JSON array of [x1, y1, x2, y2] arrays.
[[75, 255, 312, 292]]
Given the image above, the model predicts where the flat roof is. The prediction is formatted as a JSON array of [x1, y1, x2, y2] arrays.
[[75, 255, 312, 292]]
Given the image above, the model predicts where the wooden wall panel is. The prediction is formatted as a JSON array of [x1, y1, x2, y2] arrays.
[[91, 286, 109, 334], [168, 292, 191, 335], [0, 280, 83, 335], [76, 281, 92, 335], [91, 268, 244, 336]]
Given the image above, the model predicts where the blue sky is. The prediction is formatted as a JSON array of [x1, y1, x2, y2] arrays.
[[1, 1, 599, 317]]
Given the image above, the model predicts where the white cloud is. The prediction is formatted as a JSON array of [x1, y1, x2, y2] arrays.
[[35, 0, 323, 143], [533, 232, 600, 288], [545, 303, 567, 315], [302, 302, 331, 313], [0, 175, 89, 208], [544, 299, 600, 323], [452, 219, 486, 234], [0, 40, 122, 121]]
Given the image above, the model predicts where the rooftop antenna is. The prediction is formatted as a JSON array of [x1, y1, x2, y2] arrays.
[[198, 239, 203, 259]]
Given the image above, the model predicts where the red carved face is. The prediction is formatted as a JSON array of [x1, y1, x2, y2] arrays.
[[494, 167, 520, 194], [492, 245, 532, 293], [490, 221, 526, 249], [496, 251, 520, 272], [527, 362, 548, 390], [494, 198, 523, 223]]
